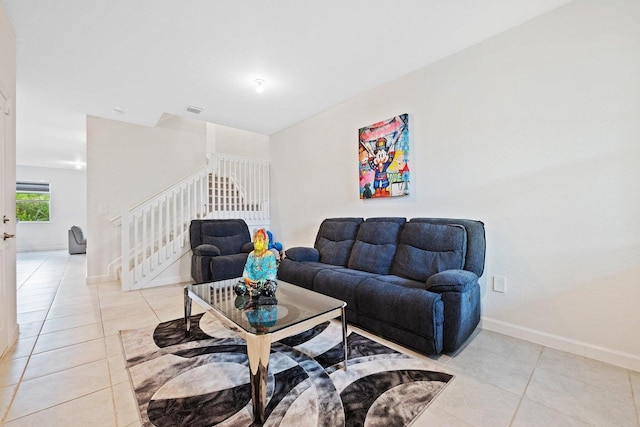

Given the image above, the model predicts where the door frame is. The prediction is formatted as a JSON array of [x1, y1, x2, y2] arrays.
[[0, 81, 18, 358]]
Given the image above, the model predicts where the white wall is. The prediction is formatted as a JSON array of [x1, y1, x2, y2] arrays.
[[86, 115, 208, 282], [16, 165, 87, 252], [270, 1, 640, 369], [214, 124, 270, 160]]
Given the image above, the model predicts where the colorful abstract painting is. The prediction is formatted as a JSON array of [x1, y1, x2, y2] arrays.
[[359, 113, 410, 199]]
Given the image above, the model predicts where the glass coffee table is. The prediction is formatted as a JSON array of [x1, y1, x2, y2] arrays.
[[184, 278, 348, 424]]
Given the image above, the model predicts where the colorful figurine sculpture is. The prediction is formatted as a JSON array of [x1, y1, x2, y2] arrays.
[[235, 228, 278, 297]]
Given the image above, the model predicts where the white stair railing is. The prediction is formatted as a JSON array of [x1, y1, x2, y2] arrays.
[[118, 154, 270, 290], [211, 154, 270, 221]]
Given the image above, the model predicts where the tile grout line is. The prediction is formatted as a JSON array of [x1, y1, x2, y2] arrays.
[[1, 253, 64, 425], [506, 344, 544, 426]]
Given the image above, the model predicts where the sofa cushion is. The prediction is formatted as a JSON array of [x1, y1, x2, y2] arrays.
[[391, 223, 467, 282], [314, 218, 363, 266], [347, 220, 404, 274]]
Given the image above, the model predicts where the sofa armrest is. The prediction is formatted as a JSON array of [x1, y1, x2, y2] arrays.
[[426, 270, 478, 293], [284, 247, 320, 262], [193, 244, 221, 257], [241, 242, 255, 253]]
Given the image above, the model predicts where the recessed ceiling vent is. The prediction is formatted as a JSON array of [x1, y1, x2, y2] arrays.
[[186, 106, 203, 114]]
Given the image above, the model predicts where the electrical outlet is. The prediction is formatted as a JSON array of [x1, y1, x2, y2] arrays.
[[493, 276, 506, 293]]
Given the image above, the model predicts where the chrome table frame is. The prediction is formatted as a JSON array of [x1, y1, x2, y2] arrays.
[[184, 282, 348, 424]]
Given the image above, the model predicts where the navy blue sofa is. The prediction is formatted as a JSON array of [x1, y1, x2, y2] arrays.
[[277, 217, 486, 355]]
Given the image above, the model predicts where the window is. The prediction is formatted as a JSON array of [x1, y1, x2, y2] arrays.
[[16, 181, 51, 222]]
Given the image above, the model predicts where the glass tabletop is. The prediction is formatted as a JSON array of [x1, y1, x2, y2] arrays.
[[186, 278, 346, 335]]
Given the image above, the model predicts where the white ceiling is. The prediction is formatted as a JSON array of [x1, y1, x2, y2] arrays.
[[1, 0, 571, 170]]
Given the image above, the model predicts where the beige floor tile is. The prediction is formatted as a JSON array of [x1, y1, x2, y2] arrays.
[[4, 388, 116, 427], [4, 336, 37, 360], [40, 311, 102, 334], [144, 293, 184, 312], [105, 334, 125, 358], [99, 292, 148, 310], [412, 406, 474, 426], [0, 356, 28, 388], [511, 398, 592, 427], [33, 323, 104, 354], [101, 302, 153, 322], [446, 343, 537, 395], [154, 306, 186, 323], [525, 367, 637, 427], [108, 353, 129, 386], [630, 370, 640, 423], [23, 338, 106, 380], [51, 293, 100, 309], [6, 359, 111, 421], [537, 347, 631, 394], [432, 373, 521, 427], [16, 281, 59, 291], [139, 284, 183, 299], [16, 321, 43, 339], [46, 301, 101, 320], [113, 381, 141, 426], [0, 384, 17, 421], [16, 300, 52, 314], [16, 292, 56, 304], [17, 309, 49, 325], [103, 312, 159, 337]]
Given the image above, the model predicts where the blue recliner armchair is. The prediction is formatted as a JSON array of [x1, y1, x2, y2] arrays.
[[189, 219, 254, 283]]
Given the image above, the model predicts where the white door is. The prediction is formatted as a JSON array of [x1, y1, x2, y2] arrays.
[[0, 86, 16, 357]]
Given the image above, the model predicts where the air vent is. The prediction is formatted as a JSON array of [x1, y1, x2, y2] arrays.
[[186, 106, 203, 114]]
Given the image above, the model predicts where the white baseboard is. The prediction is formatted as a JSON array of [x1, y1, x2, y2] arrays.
[[480, 317, 640, 372]]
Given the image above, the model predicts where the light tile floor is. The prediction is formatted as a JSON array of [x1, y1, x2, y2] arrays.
[[0, 251, 638, 426]]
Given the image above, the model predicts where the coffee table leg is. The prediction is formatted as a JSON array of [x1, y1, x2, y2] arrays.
[[184, 288, 192, 336], [246, 334, 271, 423], [341, 307, 348, 371]]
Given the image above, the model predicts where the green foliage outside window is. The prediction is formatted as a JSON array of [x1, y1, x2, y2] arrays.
[[16, 183, 51, 222]]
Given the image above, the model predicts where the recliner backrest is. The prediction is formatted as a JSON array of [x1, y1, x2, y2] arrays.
[[189, 219, 251, 255], [347, 217, 406, 275], [407, 218, 485, 277], [314, 218, 364, 266], [70, 225, 86, 244], [391, 222, 467, 281]]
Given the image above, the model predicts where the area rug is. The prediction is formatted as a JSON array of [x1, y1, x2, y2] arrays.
[[120, 313, 453, 427]]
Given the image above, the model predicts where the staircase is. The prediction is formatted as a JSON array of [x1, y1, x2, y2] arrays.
[[118, 154, 270, 290]]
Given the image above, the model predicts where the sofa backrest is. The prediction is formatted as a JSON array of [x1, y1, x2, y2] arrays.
[[407, 218, 486, 277], [391, 222, 468, 281], [314, 218, 364, 266], [347, 217, 406, 275], [189, 219, 251, 255]]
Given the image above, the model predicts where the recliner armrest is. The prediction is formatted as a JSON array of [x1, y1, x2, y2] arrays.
[[284, 247, 320, 262], [426, 270, 478, 293], [193, 244, 221, 257], [241, 242, 254, 253]]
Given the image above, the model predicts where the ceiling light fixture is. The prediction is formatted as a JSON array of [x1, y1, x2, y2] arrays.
[[254, 79, 266, 94]]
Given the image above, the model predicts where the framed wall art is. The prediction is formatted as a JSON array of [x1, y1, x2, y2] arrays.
[[358, 113, 409, 199]]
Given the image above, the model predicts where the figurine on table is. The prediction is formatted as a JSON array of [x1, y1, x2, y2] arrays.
[[236, 228, 278, 297]]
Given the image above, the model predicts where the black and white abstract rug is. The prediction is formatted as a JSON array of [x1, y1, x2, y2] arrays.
[[120, 313, 453, 427]]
